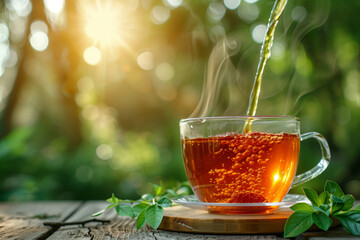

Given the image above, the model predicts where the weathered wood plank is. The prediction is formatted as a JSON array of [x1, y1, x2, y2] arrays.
[[1, 201, 359, 239], [0, 201, 81, 240], [47, 201, 283, 240]]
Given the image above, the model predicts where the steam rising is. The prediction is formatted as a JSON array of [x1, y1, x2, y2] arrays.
[[189, 1, 331, 118], [190, 37, 246, 118], [283, 1, 330, 115]]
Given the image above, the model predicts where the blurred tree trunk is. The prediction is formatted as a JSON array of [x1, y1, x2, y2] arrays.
[[0, 0, 46, 137], [48, 0, 83, 148], [1, 0, 83, 148]]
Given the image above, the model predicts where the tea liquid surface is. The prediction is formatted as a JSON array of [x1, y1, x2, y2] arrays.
[[182, 132, 300, 203]]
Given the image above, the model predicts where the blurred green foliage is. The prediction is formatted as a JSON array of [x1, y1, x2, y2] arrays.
[[0, 0, 359, 201]]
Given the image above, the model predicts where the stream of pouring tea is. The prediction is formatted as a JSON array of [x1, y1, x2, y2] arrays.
[[244, 0, 288, 132]]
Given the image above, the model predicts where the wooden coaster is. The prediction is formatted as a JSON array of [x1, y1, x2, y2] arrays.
[[158, 205, 338, 234]]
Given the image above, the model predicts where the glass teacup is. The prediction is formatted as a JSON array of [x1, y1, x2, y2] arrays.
[[180, 116, 330, 213]]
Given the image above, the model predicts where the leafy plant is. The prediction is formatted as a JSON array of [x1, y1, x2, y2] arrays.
[[284, 180, 360, 238], [92, 182, 192, 230]]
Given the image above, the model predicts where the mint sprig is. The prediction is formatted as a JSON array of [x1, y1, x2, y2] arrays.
[[284, 180, 360, 238], [92, 182, 192, 230]]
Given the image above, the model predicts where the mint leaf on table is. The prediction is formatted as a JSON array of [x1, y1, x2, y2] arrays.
[[141, 193, 155, 201], [303, 187, 321, 207], [132, 202, 151, 215], [92, 182, 192, 230], [284, 181, 360, 238], [116, 205, 135, 218], [313, 204, 331, 216], [145, 204, 164, 229], [342, 194, 356, 211], [319, 191, 330, 205], [284, 211, 314, 238], [312, 212, 332, 231], [136, 209, 147, 230], [325, 180, 344, 197], [158, 197, 172, 208], [290, 202, 314, 212], [334, 210, 360, 236], [330, 195, 345, 213]]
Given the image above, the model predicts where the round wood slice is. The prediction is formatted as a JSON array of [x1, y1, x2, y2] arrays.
[[159, 205, 339, 234]]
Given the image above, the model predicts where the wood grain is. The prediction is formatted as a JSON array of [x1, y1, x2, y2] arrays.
[[48, 201, 285, 240], [0, 201, 81, 240], [0, 201, 358, 239]]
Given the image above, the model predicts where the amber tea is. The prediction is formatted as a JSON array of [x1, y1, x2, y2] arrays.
[[182, 132, 300, 204], [180, 116, 330, 213]]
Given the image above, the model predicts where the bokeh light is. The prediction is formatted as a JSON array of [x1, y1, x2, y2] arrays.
[[29, 32, 49, 52], [151, 6, 170, 25], [96, 144, 114, 160], [251, 24, 266, 44], [165, 0, 183, 8], [155, 62, 175, 81], [224, 0, 241, 10], [238, 3, 259, 22], [76, 165, 93, 182], [44, 0, 65, 14], [29, 20, 49, 52], [82, 105, 100, 121], [83, 46, 101, 65], [30, 20, 49, 35], [291, 6, 307, 22], [207, 2, 226, 22], [0, 67, 4, 78], [209, 25, 226, 42], [137, 51, 154, 70], [271, 42, 286, 60], [0, 23, 9, 42], [244, 0, 258, 3], [6, 0, 32, 17], [5, 49, 18, 68], [77, 76, 94, 93]]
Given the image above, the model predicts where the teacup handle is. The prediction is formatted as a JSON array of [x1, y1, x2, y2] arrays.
[[291, 132, 331, 188]]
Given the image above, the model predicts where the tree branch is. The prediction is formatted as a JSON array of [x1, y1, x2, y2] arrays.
[[43, 219, 110, 227]]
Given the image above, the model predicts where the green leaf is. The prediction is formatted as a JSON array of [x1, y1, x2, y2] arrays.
[[325, 181, 344, 197], [284, 210, 314, 238], [312, 212, 332, 231], [112, 193, 118, 204], [355, 205, 360, 210], [132, 202, 151, 216], [115, 205, 135, 218], [303, 188, 321, 207], [92, 202, 119, 217], [176, 186, 192, 196], [342, 194, 355, 211], [165, 189, 179, 198], [152, 184, 163, 197], [145, 204, 164, 229], [335, 210, 360, 236], [319, 191, 330, 205], [290, 203, 314, 212], [158, 197, 172, 208], [330, 195, 345, 213], [136, 209, 147, 230], [313, 204, 331, 216], [141, 193, 155, 201], [92, 209, 105, 217]]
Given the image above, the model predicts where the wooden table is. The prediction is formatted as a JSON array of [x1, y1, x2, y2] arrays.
[[0, 201, 358, 240]]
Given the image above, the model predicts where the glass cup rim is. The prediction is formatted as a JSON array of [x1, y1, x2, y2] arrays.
[[180, 115, 300, 125]]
